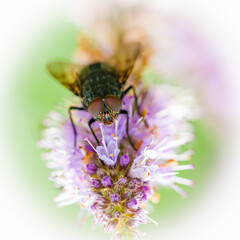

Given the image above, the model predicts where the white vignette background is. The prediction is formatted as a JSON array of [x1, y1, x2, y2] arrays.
[[0, 1, 240, 240]]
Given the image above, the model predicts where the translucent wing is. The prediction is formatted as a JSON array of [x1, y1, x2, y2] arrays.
[[106, 42, 141, 85], [47, 62, 84, 96]]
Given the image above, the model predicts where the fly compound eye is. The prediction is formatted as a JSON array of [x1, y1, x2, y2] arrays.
[[88, 98, 103, 117], [104, 95, 122, 113]]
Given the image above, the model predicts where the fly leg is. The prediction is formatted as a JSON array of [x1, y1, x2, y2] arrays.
[[121, 85, 149, 127], [69, 106, 86, 148], [69, 107, 101, 148], [88, 118, 100, 146], [119, 109, 137, 151]]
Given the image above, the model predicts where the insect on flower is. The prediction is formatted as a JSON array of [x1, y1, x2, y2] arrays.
[[47, 43, 148, 150]]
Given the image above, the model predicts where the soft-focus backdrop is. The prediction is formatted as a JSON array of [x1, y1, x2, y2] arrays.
[[0, 1, 239, 240]]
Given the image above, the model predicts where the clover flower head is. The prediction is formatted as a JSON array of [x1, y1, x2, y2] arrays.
[[38, 84, 198, 238]]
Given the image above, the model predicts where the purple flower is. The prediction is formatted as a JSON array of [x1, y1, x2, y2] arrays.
[[141, 185, 150, 193], [128, 179, 140, 189], [141, 185, 151, 196], [110, 193, 121, 202], [92, 179, 101, 189], [86, 163, 98, 174], [112, 211, 121, 218], [39, 74, 197, 237], [96, 140, 119, 166], [86, 125, 120, 166], [102, 176, 112, 187], [120, 154, 130, 168], [126, 198, 138, 209], [96, 196, 110, 205], [91, 202, 99, 211], [96, 168, 105, 178], [140, 193, 147, 202], [116, 178, 127, 185], [135, 191, 147, 202]]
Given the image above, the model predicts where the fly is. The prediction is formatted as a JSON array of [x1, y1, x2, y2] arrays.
[[47, 43, 148, 151]]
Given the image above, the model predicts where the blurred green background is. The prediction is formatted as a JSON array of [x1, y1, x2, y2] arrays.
[[6, 19, 218, 238]]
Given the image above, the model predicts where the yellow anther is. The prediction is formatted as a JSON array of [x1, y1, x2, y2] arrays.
[[79, 202, 84, 208], [110, 153, 114, 157], [166, 159, 178, 166], [142, 108, 148, 117], [79, 147, 87, 156]]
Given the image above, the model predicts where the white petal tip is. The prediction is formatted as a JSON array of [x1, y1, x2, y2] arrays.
[[182, 193, 187, 198]]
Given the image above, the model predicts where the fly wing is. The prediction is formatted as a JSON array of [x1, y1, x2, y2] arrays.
[[47, 62, 84, 96], [106, 42, 141, 85]]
